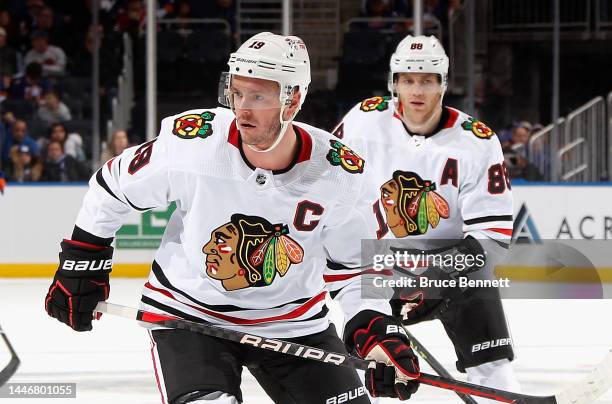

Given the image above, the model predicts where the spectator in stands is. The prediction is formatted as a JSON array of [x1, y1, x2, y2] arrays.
[[116, 0, 146, 39], [32, 6, 71, 53], [10, 62, 49, 103], [100, 129, 129, 164], [36, 89, 72, 130], [71, 25, 117, 95], [38, 122, 86, 163], [40, 140, 85, 182], [171, 0, 195, 38], [0, 9, 25, 52], [358, 0, 395, 31], [24, 30, 67, 77], [212, 0, 236, 33], [0, 27, 17, 89], [1, 119, 40, 165], [504, 147, 543, 181], [9, 144, 42, 182], [511, 120, 532, 147]]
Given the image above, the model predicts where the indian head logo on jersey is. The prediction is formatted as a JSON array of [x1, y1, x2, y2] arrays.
[[360, 95, 390, 112], [202, 214, 304, 291], [172, 111, 215, 140], [326, 140, 365, 174], [380, 171, 450, 237], [461, 117, 495, 139]]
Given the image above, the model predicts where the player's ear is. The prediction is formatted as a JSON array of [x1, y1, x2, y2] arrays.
[[283, 87, 301, 121]]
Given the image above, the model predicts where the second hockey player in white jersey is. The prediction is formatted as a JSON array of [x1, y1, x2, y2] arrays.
[[335, 35, 521, 402], [44, 33, 420, 403]]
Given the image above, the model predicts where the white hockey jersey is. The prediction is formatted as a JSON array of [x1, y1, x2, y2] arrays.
[[75, 107, 389, 339], [335, 96, 513, 247]]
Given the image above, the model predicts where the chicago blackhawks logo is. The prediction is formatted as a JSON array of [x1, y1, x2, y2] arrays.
[[461, 117, 494, 139], [172, 111, 215, 139], [202, 214, 304, 291], [360, 95, 390, 112], [380, 171, 450, 237], [326, 140, 364, 174]]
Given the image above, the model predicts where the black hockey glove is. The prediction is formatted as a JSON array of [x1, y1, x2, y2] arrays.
[[345, 311, 420, 400], [45, 240, 113, 331], [390, 237, 486, 325]]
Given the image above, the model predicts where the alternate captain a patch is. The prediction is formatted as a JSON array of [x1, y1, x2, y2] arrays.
[[461, 117, 495, 139], [202, 214, 304, 291], [360, 95, 390, 112], [380, 171, 450, 237], [172, 111, 216, 139], [326, 140, 365, 174]]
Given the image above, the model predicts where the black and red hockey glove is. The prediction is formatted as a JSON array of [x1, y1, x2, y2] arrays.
[[45, 240, 113, 331], [345, 311, 420, 400], [390, 237, 486, 325]]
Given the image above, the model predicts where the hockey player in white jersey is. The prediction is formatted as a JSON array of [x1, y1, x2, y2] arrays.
[[334, 35, 521, 401], [44, 33, 421, 403]]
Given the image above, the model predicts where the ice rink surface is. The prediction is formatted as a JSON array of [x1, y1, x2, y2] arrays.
[[1, 279, 611, 404]]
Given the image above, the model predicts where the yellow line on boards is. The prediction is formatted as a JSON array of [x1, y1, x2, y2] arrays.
[[495, 266, 612, 283]]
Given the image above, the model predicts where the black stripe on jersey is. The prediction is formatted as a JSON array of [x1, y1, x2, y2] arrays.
[[141, 295, 210, 323], [152, 261, 312, 313], [464, 215, 513, 225], [71, 225, 114, 247], [124, 195, 154, 212], [95, 167, 125, 204], [490, 238, 510, 250], [326, 260, 361, 271], [329, 290, 341, 299], [142, 295, 329, 325], [288, 305, 329, 323]]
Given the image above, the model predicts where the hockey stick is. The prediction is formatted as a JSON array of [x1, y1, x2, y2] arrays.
[[402, 326, 478, 404], [96, 302, 612, 404], [0, 324, 20, 386]]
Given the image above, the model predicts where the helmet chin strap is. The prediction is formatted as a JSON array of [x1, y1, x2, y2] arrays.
[[245, 104, 292, 153]]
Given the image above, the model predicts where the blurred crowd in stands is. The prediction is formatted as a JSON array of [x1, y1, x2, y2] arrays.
[[0, 0, 236, 185], [0, 0, 547, 186]]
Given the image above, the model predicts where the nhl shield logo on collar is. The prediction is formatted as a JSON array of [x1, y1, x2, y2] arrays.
[[172, 111, 216, 140]]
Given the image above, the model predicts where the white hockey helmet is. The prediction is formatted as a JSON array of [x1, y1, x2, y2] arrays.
[[388, 35, 449, 94], [220, 32, 311, 111]]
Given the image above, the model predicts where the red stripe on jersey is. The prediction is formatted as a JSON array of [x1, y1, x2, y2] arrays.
[[148, 333, 167, 404], [443, 107, 459, 128], [487, 228, 513, 236], [63, 239, 107, 250], [106, 157, 116, 172], [145, 282, 176, 299], [393, 100, 404, 121], [294, 125, 312, 163], [324, 268, 393, 282], [228, 119, 240, 148], [144, 282, 327, 325], [141, 311, 177, 323]]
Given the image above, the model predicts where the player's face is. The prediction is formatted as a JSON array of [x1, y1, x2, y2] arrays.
[[230, 75, 282, 149], [380, 179, 408, 238], [202, 223, 242, 281], [395, 72, 442, 126]]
